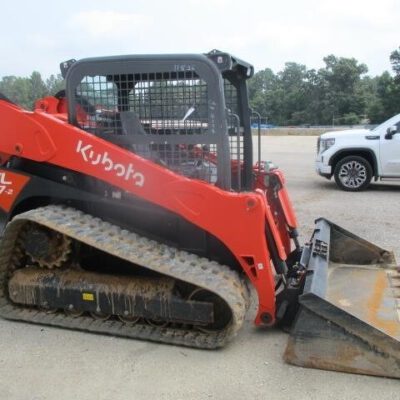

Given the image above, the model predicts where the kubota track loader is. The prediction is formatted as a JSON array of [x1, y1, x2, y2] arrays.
[[0, 51, 398, 378]]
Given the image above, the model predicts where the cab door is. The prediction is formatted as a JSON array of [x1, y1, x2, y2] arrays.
[[380, 120, 400, 176]]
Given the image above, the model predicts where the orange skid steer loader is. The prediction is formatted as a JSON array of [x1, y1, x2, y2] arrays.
[[0, 50, 398, 378]]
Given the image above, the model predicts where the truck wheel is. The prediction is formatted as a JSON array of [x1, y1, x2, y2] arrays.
[[333, 156, 372, 191]]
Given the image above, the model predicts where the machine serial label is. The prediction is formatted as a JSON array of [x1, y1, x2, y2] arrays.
[[76, 140, 145, 187], [82, 292, 94, 301]]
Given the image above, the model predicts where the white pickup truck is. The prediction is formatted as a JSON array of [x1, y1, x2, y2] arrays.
[[315, 114, 400, 190]]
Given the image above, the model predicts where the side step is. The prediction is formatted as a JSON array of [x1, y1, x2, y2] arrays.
[[285, 218, 400, 379]]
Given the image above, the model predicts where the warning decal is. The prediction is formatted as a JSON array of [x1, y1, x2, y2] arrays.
[[0, 169, 30, 212]]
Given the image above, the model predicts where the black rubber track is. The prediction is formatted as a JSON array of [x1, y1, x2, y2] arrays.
[[0, 205, 249, 349]]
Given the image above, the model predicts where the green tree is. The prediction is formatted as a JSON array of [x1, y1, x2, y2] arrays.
[[386, 47, 400, 117], [46, 74, 65, 94], [248, 68, 279, 120], [318, 55, 368, 124], [365, 73, 392, 122], [0, 71, 51, 109], [30, 71, 48, 101], [278, 62, 309, 124], [390, 47, 400, 82], [0, 75, 31, 109]]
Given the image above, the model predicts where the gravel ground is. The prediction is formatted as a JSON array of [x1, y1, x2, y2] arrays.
[[0, 136, 399, 400]]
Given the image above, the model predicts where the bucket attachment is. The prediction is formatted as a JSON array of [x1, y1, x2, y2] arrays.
[[285, 218, 400, 378]]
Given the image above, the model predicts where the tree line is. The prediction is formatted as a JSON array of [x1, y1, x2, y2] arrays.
[[248, 47, 400, 125], [0, 47, 399, 125], [0, 72, 64, 110]]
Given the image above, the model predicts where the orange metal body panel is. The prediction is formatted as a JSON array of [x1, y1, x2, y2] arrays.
[[0, 98, 299, 325]]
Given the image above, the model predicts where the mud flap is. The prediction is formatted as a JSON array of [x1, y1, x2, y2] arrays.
[[285, 218, 400, 378]]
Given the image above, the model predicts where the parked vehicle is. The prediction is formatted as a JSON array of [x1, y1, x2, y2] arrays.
[[315, 114, 400, 190]]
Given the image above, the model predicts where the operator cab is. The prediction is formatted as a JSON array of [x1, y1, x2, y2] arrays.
[[62, 50, 255, 191]]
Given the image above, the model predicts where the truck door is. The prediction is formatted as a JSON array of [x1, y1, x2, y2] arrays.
[[380, 119, 400, 177]]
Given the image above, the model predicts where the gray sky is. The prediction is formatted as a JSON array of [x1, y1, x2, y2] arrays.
[[1, 0, 399, 78]]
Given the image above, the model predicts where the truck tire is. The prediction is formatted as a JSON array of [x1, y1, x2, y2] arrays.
[[333, 155, 372, 191]]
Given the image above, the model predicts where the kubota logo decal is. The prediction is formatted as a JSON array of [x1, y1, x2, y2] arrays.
[[76, 140, 145, 187], [0, 170, 30, 212]]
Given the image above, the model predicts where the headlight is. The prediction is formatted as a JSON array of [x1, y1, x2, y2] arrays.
[[319, 138, 335, 153]]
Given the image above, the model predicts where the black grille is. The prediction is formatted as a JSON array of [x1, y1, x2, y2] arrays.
[[74, 71, 219, 183], [76, 72, 209, 136]]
